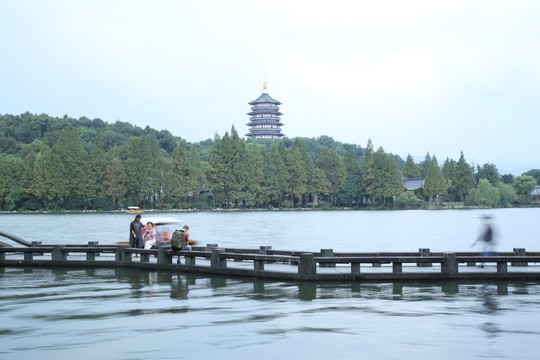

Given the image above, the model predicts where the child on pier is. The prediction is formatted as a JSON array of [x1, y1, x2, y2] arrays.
[[144, 222, 157, 249]]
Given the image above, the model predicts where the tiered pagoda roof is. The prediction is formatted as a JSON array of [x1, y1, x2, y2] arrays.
[[246, 81, 285, 139]]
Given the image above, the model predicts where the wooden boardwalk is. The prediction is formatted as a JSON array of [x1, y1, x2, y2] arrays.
[[1, 241, 540, 281]]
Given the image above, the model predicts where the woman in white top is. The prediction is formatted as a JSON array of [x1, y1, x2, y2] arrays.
[[143, 222, 157, 249]]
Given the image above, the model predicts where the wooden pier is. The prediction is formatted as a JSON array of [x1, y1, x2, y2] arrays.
[[1, 241, 540, 281]]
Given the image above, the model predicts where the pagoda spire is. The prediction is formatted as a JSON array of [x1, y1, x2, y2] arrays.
[[262, 78, 268, 94]]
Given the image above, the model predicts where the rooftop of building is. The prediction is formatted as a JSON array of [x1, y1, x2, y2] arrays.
[[248, 80, 281, 105]]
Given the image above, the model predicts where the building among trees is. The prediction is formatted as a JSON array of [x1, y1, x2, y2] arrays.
[[246, 81, 285, 139], [402, 176, 424, 191]]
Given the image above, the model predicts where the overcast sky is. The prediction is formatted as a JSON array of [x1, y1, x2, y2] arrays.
[[1, 0, 539, 174]]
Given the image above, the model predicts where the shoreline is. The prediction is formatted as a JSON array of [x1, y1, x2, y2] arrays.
[[0, 204, 537, 215]]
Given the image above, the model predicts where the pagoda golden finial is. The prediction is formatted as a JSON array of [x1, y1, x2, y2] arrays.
[[262, 78, 268, 94]]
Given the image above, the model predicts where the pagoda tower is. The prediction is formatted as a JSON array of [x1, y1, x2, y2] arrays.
[[246, 81, 285, 138]]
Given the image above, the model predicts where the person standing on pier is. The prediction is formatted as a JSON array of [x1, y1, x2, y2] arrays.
[[129, 214, 144, 253], [471, 215, 497, 267]]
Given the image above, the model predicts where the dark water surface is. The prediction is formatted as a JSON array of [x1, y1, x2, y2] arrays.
[[1, 209, 540, 359], [1, 267, 539, 359]]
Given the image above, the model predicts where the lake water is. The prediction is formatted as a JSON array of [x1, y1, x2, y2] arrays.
[[1, 209, 540, 359]]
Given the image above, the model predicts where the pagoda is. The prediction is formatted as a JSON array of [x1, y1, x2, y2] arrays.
[[246, 81, 285, 138]]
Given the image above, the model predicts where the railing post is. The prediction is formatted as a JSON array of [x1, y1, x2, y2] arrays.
[[157, 242, 172, 265], [211, 248, 227, 269], [140, 253, 150, 263], [87, 241, 98, 261], [185, 254, 196, 266], [512, 248, 527, 267], [298, 253, 316, 276], [205, 244, 218, 260], [320, 249, 335, 268], [418, 248, 432, 267], [22, 249, 33, 263], [116, 245, 128, 262], [259, 246, 272, 255], [258, 246, 272, 265], [254, 258, 265, 271], [441, 253, 458, 276], [86, 251, 95, 261], [393, 262, 403, 273], [122, 246, 132, 263], [52, 245, 66, 262], [31, 241, 44, 256]]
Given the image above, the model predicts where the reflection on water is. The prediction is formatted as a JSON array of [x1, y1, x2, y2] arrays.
[[1, 267, 540, 359]]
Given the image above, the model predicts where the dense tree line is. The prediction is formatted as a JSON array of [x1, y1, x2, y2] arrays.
[[0, 112, 538, 211]]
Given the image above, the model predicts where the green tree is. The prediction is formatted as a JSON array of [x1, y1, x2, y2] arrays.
[[49, 129, 91, 208], [316, 148, 346, 205], [512, 175, 536, 204], [522, 169, 540, 184], [87, 129, 108, 208], [70, 129, 92, 207], [423, 156, 447, 205], [501, 174, 515, 184], [50, 129, 72, 206], [359, 139, 374, 204], [476, 178, 500, 207], [103, 155, 127, 208], [147, 130, 164, 208], [272, 143, 290, 206], [172, 143, 203, 207], [395, 191, 419, 209], [0, 157, 23, 210], [0, 155, 6, 207], [442, 157, 456, 179], [286, 145, 308, 206], [230, 127, 250, 205], [402, 154, 421, 178], [207, 133, 227, 206], [124, 137, 154, 207], [362, 147, 403, 206], [207, 127, 250, 207], [451, 152, 475, 202], [383, 153, 405, 206], [313, 167, 331, 205], [295, 139, 315, 206], [247, 143, 267, 207], [339, 145, 362, 206], [477, 162, 499, 186], [261, 148, 278, 207], [19, 152, 36, 202], [33, 137, 55, 209], [498, 182, 517, 206], [418, 152, 432, 177]]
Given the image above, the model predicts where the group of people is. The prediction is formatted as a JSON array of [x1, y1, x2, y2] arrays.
[[129, 214, 191, 262]]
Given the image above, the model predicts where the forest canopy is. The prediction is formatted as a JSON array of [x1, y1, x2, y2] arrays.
[[0, 112, 537, 211]]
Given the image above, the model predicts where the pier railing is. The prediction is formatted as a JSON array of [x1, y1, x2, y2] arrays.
[[1, 242, 539, 281]]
